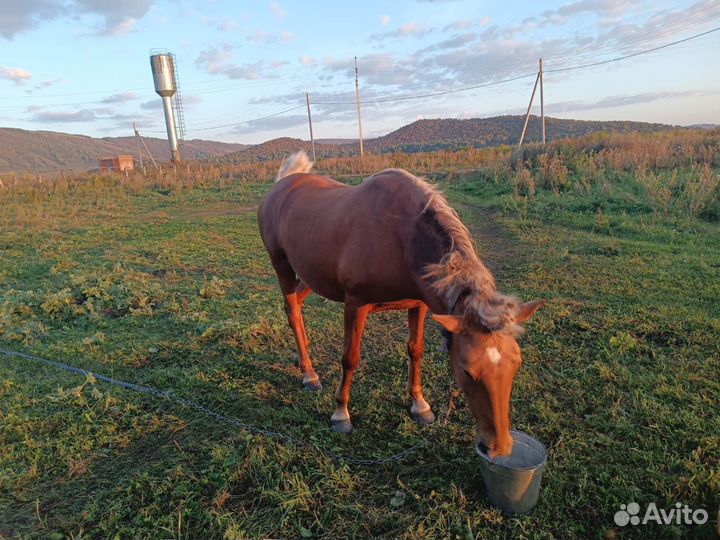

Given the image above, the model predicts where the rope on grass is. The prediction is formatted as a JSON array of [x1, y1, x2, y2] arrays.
[[0, 347, 433, 467]]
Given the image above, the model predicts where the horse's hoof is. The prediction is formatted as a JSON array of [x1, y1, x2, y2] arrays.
[[412, 409, 436, 425], [331, 419, 353, 433], [303, 378, 322, 392]]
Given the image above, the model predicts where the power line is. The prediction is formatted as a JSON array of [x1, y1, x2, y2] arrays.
[[2, 17, 717, 134], [545, 25, 720, 73], [136, 23, 720, 136], [314, 72, 538, 105], [313, 24, 720, 107], [541, 4, 720, 65], [144, 104, 306, 134]]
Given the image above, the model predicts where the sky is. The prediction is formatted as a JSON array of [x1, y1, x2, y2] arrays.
[[0, 0, 719, 146]]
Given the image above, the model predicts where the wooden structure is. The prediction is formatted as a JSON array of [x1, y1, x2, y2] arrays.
[[98, 155, 134, 173]]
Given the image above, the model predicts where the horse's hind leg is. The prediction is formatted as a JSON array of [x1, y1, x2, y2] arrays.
[[270, 256, 321, 391], [407, 304, 435, 425], [331, 302, 371, 433], [295, 281, 312, 354]]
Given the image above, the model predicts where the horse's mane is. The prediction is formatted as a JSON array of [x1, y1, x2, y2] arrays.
[[376, 170, 523, 334], [276, 151, 314, 181]]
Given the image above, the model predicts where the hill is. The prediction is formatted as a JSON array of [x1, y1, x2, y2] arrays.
[[0, 128, 247, 172], [219, 115, 676, 164], [215, 137, 355, 164], [2, 115, 679, 171], [366, 115, 674, 153], [315, 138, 358, 145]]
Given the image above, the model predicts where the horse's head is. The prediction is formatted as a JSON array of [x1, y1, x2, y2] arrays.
[[433, 298, 545, 458]]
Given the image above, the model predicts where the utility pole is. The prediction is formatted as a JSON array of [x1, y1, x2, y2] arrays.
[[305, 92, 316, 162], [354, 56, 364, 157], [539, 58, 545, 144], [133, 122, 145, 175], [517, 69, 541, 150], [135, 126, 159, 171]]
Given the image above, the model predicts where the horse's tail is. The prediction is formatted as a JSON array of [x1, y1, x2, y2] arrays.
[[276, 150, 313, 181]]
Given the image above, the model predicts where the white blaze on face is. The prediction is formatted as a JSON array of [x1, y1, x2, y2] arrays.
[[486, 346, 502, 365]]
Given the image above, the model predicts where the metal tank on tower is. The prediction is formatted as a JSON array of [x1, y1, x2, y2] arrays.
[[149, 51, 186, 162]]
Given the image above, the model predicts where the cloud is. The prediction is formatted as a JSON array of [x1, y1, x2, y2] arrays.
[[182, 95, 203, 107], [269, 1, 286, 19], [224, 61, 267, 80], [525, 0, 720, 74], [444, 17, 491, 31], [0, 66, 32, 84], [554, 0, 631, 20], [202, 16, 238, 32], [379, 15, 390, 26], [0, 0, 154, 39], [547, 90, 716, 113], [323, 54, 420, 87], [247, 30, 295, 44], [141, 99, 163, 110], [0, 0, 61, 39], [233, 113, 307, 134], [299, 56, 316, 66], [145, 93, 200, 109], [27, 103, 156, 124], [196, 43, 235, 75], [519, 0, 635, 30], [430, 32, 478, 50], [371, 21, 432, 41], [34, 77, 64, 90], [483, 90, 718, 117], [31, 108, 98, 123], [74, 0, 154, 35], [196, 44, 288, 80], [101, 92, 140, 104], [315, 1, 720, 101]]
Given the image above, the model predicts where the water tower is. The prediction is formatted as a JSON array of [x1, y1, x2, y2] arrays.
[[149, 51, 186, 162]]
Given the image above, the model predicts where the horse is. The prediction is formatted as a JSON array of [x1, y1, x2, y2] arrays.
[[257, 151, 544, 457]]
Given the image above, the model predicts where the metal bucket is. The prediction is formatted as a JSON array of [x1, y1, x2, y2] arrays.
[[476, 429, 548, 515]]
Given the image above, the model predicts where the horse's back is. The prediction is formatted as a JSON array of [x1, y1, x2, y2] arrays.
[[258, 169, 430, 303], [258, 173, 346, 249], [259, 169, 424, 245]]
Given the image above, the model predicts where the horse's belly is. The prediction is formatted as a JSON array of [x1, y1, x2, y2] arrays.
[[290, 260, 346, 302], [293, 260, 418, 305]]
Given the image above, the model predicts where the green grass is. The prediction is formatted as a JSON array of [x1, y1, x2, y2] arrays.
[[1, 172, 719, 539]]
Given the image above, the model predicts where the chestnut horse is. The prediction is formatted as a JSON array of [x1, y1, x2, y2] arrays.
[[257, 151, 544, 457]]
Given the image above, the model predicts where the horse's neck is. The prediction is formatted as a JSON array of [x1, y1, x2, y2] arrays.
[[419, 286, 450, 315], [410, 204, 495, 315], [418, 249, 496, 315]]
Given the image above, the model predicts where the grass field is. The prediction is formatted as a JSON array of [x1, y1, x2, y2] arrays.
[[1, 141, 719, 539]]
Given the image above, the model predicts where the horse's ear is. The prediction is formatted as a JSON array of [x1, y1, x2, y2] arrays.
[[515, 300, 546, 324], [432, 314, 464, 333]]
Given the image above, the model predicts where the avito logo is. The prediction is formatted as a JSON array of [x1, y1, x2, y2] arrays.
[[614, 502, 709, 527]]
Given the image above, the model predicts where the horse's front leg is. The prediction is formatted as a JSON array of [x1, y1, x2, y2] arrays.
[[407, 304, 435, 425], [331, 302, 371, 433]]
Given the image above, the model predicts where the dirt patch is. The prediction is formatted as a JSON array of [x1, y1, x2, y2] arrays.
[[456, 202, 518, 281]]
